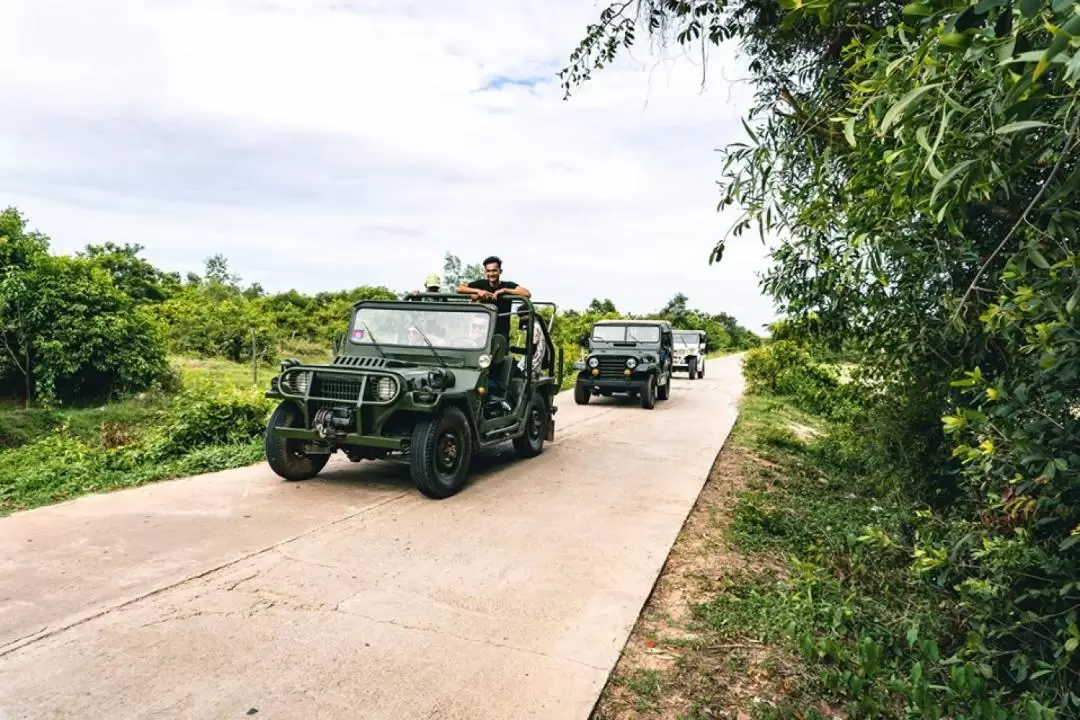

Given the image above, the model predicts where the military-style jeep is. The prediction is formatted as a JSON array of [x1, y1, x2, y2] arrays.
[[673, 329, 707, 379], [263, 294, 562, 499], [573, 319, 674, 409]]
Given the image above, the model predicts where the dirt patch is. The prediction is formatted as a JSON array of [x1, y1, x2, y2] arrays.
[[590, 445, 806, 720]]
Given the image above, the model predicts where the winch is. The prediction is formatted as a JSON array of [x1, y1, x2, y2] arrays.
[[313, 406, 354, 438]]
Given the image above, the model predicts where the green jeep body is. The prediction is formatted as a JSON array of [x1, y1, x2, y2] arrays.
[[263, 294, 562, 499], [572, 319, 674, 409]]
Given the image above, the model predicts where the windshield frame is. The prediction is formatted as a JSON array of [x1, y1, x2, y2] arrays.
[[591, 323, 663, 344], [673, 331, 703, 346], [347, 302, 495, 352]]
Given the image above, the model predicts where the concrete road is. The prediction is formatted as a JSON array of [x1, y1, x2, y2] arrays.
[[0, 354, 744, 720]]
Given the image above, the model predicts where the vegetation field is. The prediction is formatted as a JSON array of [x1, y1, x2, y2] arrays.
[[0, 207, 758, 514]]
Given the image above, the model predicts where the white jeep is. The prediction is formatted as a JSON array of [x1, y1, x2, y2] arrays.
[[672, 330, 707, 379]]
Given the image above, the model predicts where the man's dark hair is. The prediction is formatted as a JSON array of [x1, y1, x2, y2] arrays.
[[482, 255, 502, 268]]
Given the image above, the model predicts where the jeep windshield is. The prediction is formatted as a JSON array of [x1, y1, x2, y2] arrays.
[[592, 325, 661, 343], [674, 332, 700, 347], [349, 307, 491, 350]]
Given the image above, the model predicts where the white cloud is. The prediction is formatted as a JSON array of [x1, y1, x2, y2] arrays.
[[0, 0, 779, 332]]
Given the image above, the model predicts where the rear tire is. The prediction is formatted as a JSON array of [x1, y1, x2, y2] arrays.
[[265, 401, 330, 481], [687, 357, 697, 380], [410, 407, 473, 499], [640, 376, 656, 409], [574, 383, 590, 405], [512, 392, 547, 459], [698, 363, 705, 379]]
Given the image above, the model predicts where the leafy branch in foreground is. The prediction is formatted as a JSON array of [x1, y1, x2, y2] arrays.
[[563, 0, 1080, 715]]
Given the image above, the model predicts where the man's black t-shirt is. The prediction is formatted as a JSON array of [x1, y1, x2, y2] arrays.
[[467, 279, 518, 339]]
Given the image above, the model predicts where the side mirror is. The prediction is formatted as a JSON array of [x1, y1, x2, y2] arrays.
[[332, 331, 344, 356]]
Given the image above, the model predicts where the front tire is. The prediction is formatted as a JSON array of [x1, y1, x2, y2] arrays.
[[513, 392, 548, 459], [640, 375, 656, 409], [265, 401, 330, 481], [574, 383, 591, 405], [410, 407, 473, 499], [687, 356, 697, 380], [657, 373, 671, 401]]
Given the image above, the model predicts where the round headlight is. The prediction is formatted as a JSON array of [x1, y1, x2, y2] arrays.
[[285, 370, 311, 394], [587, 357, 599, 368], [478, 354, 492, 369], [376, 377, 396, 401], [626, 358, 638, 369]]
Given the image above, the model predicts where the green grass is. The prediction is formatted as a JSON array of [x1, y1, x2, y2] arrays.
[[593, 390, 956, 720], [0, 354, 288, 514], [690, 393, 950, 719]]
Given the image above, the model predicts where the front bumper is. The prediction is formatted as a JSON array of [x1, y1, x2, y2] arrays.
[[576, 374, 649, 392], [269, 426, 405, 450]]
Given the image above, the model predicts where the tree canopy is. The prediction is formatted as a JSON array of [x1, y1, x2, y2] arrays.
[[563, 0, 1080, 715]]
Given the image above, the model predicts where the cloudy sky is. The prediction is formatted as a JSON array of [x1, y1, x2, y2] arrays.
[[0, 0, 778, 331]]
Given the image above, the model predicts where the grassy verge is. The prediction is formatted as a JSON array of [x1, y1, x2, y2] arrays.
[[591, 392, 943, 720], [0, 354, 295, 515]]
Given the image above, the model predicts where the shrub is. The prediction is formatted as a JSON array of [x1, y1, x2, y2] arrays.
[[742, 341, 852, 418], [146, 377, 274, 459]]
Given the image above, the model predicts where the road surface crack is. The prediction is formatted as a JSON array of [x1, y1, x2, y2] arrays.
[[337, 609, 606, 672]]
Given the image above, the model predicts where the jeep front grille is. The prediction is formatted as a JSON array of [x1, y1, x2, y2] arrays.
[[314, 374, 399, 403], [595, 356, 629, 378], [317, 376, 365, 401], [279, 368, 400, 405]]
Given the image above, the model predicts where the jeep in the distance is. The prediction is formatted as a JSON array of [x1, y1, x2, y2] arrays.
[[262, 294, 562, 499], [573, 319, 674, 409], [673, 329, 707, 379]]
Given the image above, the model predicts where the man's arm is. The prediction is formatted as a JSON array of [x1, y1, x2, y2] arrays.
[[494, 282, 531, 298], [457, 281, 493, 299]]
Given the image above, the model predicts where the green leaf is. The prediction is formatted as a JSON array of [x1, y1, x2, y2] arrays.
[[903, 1, 934, 15], [1019, 0, 1043, 17], [1035, 12, 1080, 79], [1066, 288, 1080, 313], [1061, 535, 1080, 551], [1066, 637, 1079, 652], [843, 116, 857, 147], [1029, 246, 1050, 269], [995, 120, 1053, 134], [741, 117, 759, 143], [880, 84, 943, 135], [930, 159, 977, 208], [916, 126, 932, 152]]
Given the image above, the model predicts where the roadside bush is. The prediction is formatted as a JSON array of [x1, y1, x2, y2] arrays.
[[742, 341, 852, 418], [0, 429, 264, 513], [146, 377, 274, 459]]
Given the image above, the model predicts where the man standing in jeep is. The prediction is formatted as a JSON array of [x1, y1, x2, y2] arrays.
[[456, 255, 531, 340]]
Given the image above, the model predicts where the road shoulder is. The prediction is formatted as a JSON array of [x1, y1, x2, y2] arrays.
[[588, 393, 840, 720]]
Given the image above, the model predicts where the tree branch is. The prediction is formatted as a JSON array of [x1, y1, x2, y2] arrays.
[[953, 105, 1080, 320]]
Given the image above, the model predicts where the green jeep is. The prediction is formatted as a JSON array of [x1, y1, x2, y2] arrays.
[[263, 294, 563, 499], [573, 319, 674, 409]]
